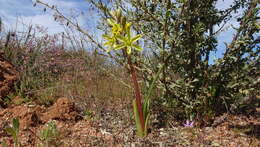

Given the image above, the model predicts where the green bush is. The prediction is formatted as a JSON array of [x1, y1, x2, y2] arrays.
[[88, 0, 259, 123]]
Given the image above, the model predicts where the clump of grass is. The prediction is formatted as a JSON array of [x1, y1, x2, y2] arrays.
[[39, 121, 62, 147], [4, 118, 20, 147]]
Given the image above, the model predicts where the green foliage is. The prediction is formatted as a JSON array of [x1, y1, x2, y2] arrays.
[[1, 140, 8, 147], [39, 121, 61, 147], [132, 99, 145, 136], [83, 110, 95, 120], [91, 0, 259, 124], [5, 118, 20, 147]]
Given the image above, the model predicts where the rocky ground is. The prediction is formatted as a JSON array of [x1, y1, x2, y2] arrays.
[[0, 97, 259, 147]]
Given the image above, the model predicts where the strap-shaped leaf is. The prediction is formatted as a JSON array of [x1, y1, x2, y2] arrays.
[[133, 99, 144, 137], [13, 118, 19, 133], [144, 113, 150, 136], [143, 98, 150, 118], [5, 127, 16, 138]]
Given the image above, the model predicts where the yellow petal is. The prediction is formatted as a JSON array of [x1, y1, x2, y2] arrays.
[[132, 44, 143, 51], [114, 44, 126, 50], [131, 34, 142, 43]]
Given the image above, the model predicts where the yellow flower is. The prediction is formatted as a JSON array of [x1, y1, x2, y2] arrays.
[[103, 18, 143, 54]]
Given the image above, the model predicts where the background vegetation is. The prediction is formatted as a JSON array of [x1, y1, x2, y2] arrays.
[[0, 0, 259, 130]]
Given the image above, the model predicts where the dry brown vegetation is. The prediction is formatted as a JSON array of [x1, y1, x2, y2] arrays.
[[0, 25, 259, 147], [0, 0, 259, 146]]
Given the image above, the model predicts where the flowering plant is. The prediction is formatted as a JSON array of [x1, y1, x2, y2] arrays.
[[183, 120, 194, 127], [103, 12, 142, 54], [102, 9, 149, 137]]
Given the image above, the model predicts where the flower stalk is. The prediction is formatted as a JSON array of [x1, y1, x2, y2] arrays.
[[102, 9, 148, 137], [127, 54, 145, 135]]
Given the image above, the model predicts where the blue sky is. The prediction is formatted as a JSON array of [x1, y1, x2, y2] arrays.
[[0, 0, 98, 34], [0, 0, 241, 64]]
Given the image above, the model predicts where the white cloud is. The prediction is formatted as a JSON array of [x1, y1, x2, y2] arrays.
[[21, 14, 64, 34], [35, 0, 79, 9], [0, 0, 92, 35]]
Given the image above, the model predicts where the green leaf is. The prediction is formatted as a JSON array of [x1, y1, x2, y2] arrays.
[[13, 118, 20, 131], [133, 99, 144, 137], [228, 83, 239, 88], [41, 129, 48, 140], [143, 97, 150, 117], [191, 78, 199, 83], [144, 113, 150, 136], [5, 127, 16, 138], [230, 56, 237, 61], [2, 140, 8, 147], [166, 10, 171, 19]]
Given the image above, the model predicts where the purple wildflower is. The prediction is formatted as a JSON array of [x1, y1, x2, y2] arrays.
[[183, 120, 194, 127]]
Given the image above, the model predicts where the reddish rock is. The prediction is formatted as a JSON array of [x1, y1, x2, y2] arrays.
[[0, 105, 44, 130], [41, 97, 79, 122], [0, 97, 80, 130]]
